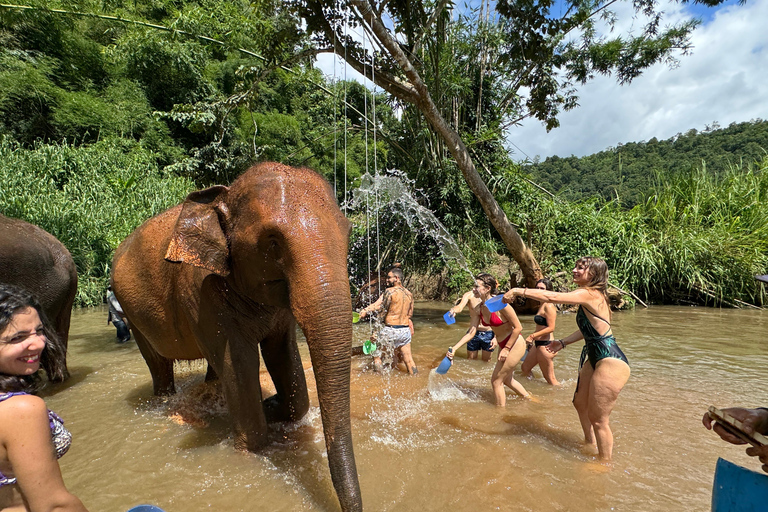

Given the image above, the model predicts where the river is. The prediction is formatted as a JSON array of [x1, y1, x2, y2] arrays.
[[44, 303, 768, 511]]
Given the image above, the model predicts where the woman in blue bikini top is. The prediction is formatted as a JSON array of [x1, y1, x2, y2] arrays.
[[503, 257, 630, 462], [0, 285, 87, 511]]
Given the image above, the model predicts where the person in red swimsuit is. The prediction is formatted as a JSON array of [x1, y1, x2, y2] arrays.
[[447, 274, 531, 406]]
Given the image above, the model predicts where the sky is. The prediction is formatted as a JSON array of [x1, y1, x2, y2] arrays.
[[509, 0, 768, 161], [314, 0, 768, 162]]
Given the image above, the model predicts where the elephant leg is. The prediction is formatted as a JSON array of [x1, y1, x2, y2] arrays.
[[260, 314, 310, 423], [133, 328, 175, 395]]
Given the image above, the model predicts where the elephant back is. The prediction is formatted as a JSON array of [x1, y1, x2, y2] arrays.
[[0, 214, 77, 321]]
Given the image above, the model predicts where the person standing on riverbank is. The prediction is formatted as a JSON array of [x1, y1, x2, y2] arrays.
[[520, 278, 559, 385], [359, 266, 417, 375], [448, 288, 496, 361], [447, 273, 530, 405], [504, 257, 630, 461]]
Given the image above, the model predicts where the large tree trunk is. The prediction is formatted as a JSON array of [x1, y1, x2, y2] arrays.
[[348, 0, 543, 287]]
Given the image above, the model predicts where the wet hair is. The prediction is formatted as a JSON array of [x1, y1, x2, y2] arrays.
[[0, 284, 66, 393], [575, 256, 610, 304], [475, 273, 498, 295], [388, 266, 404, 283], [536, 278, 554, 291]]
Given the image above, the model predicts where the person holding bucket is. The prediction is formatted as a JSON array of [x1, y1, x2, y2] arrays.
[[447, 273, 531, 405], [447, 287, 496, 361]]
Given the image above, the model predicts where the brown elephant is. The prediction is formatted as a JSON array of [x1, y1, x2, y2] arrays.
[[111, 162, 361, 512], [0, 214, 75, 381]]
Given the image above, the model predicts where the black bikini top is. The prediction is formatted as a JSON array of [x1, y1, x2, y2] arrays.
[[533, 314, 548, 326]]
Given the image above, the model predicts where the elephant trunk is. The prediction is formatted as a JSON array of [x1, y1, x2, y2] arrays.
[[289, 258, 362, 512]]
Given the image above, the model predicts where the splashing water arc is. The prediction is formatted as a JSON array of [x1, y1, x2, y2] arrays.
[[345, 171, 471, 274]]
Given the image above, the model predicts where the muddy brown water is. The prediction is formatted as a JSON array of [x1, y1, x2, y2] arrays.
[[43, 303, 768, 511]]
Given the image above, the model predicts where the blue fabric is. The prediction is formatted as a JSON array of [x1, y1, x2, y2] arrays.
[[467, 330, 495, 352]]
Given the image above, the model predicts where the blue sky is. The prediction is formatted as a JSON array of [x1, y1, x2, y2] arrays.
[[315, 0, 768, 161], [510, 0, 768, 160]]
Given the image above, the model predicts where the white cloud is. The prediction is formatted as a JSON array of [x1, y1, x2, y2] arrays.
[[507, 0, 768, 160]]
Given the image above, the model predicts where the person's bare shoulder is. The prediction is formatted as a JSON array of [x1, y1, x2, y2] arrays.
[[0, 394, 47, 419]]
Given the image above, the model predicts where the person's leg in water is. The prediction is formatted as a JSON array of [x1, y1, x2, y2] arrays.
[[397, 342, 418, 375], [481, 347, 493, 362], [587, 358, 630, 460], [520, 343, 538, 378], [536, 345, 559, 385], [573, 362, 597, 454], [491, 336, 529, 406]]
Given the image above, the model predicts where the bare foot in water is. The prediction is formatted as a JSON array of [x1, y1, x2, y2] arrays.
[[579, 442, 599, 457]]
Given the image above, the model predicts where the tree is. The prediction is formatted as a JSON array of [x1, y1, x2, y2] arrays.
[[291, 0, 730, 286]]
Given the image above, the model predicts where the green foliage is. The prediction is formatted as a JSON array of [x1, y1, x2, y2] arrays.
[[502, 157, 768, 306], [0, 137, 194, 305], [528, 119, 768, 206]]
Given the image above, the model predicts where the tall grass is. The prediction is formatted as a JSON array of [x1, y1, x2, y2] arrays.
[[0, 137, 194, 305], [512, 157, 768, 306]]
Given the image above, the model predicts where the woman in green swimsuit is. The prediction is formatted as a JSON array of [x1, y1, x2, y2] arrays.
[[504, 257, 630, 461]]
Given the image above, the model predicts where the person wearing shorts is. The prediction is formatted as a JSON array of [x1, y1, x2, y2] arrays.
[[359, 266, 417, 375], [448, 288, 496, 361]]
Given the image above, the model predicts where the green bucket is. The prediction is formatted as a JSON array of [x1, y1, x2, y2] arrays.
[[362, 339, 377, 355]]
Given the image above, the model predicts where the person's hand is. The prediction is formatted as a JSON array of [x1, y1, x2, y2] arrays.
[[489, 337, 498, 350], [546, 340, 565, 355], [498, 346, 511, 362], [525, 334, 535, 343], [448, 307, 458, 316], [502, 288, 521, 304], [746, 445, 768, 473], [446, 348, 455, 360], [702, 407, 768, 445], [359, 309, 368, 319]]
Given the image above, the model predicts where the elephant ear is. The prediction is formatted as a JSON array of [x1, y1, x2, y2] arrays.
[[165, 185, 231, 276]]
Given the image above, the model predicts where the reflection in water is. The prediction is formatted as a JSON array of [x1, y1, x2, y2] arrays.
[[47, 304, 768, 511]]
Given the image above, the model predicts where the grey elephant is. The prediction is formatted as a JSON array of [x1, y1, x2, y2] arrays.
[[111, 162, 361, 512], [0, 214, 76, 381]]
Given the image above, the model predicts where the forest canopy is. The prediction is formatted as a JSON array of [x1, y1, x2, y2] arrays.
[[0, 0, 766, 309]]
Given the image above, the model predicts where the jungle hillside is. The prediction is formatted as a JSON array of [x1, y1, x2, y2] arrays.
[[1, 0, 766, 308]]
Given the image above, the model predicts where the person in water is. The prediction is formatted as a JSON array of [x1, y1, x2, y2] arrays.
[[520, 278, 559, 385], [703, 407, 768, 473], [447, 274, 530, 405], [504, 257, 630, 461], [0, 284, 88, 511], [359, 266, 417, 375], [448, 287, 496, 361]]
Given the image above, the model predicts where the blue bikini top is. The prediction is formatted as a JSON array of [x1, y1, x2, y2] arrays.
[[0, 392, 71, 487]]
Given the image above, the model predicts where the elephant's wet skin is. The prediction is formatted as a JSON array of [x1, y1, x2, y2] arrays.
[[112, 162, 362, 512], [0, 214, 77, 382]]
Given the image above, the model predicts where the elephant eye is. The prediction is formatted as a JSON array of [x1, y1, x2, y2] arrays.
[[268, 239, 282, 260]]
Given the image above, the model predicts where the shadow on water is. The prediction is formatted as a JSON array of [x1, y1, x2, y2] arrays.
[[39, 366, 95, 397], [440, 411, 586, 456]]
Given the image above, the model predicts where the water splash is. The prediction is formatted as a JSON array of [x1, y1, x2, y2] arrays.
[[427, 370, 472, 402], [345, 170, 471, 275]]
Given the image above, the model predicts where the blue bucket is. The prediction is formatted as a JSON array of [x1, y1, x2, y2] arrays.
[[484, 294, 506, 313], [443, 311, 456, 325]]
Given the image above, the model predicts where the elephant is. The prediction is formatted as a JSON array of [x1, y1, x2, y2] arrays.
[[0, 214, 76, 381], [111, 162, 362, 512]]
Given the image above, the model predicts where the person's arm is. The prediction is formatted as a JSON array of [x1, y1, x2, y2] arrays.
[[448, 315, 481, 358], [359, 293, 385, 319], [544, 330, 584, 354], [449, 291, 472, 316], [497, 305, 522, 360], [1, 395, 88, 512], [504, 287, 593, 307]]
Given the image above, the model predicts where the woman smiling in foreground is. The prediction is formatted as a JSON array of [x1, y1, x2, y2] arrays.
[[504, 257, 630, 461], [0, 285, 87, 512]]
